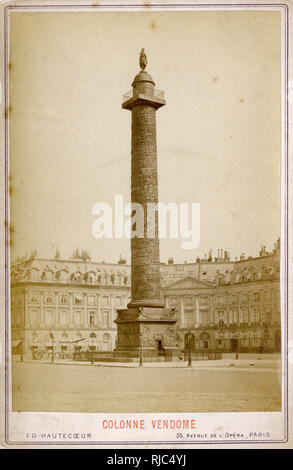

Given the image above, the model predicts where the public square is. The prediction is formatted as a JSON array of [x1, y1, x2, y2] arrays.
[[12, 355, 282, 413]]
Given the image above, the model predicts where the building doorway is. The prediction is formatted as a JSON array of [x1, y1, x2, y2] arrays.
[[199, 332, 210, 349], [184, 333, 195, 352], [230, 338, 238, 352], [156, 339, 164, 357]]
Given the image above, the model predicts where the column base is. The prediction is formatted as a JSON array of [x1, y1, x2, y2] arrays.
[[114, 306, 179, 361]]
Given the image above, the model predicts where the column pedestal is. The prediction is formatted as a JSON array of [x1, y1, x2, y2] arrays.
[[114, 306, 179, 361]]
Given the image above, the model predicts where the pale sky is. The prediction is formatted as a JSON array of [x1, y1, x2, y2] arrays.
[[9, 10, 281, 264]]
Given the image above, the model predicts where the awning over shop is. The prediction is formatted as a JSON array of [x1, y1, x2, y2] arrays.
[[11, 340, 22, 347]]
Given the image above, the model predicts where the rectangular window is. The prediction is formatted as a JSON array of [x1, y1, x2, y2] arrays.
[[60, 310, 67, 325], [231, 295, 238, 305], [199, 296, 208, 307], [75, 311, 82, 325], [31, 309, 40, 325], [240, 294, 249, 303], [102, 311, 110, 327], [88, 295, 96, 306], [184, 296, 194, 306], [215, 309, 224, 323], [265, 309, 271, 322], [102, 296, 109, 306], [89, 313, 95, 326], [265, 290, 271, 302], [185, 311, 194, 328], [45, 310, 54, 326], [253, 307, 260, 323], [253, 292, 260, 302], [239, 309, 244, 323], [228, 309, 234, 324]]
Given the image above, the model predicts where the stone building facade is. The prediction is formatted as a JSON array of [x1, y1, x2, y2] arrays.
[[11, 241, 280, 355], [11, 257, 131, 355], [164, 275, 280, 353]]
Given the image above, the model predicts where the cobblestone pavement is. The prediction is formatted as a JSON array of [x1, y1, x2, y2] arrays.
[[11, 358, 282, 413]]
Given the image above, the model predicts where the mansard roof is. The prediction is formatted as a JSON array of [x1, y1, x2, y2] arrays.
[[11, 257, 130, 285], [232, 254, 279, 273]]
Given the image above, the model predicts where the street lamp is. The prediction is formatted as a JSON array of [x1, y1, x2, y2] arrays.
[[138, 332, 143, 367], [90, 332, 96, 365], [187, 330, 192, 367]]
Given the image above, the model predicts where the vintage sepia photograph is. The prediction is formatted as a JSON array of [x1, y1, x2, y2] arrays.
[[1, 0, 290, 448]]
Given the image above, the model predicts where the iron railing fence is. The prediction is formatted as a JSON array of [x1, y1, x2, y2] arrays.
[[72, 349, 223, 363], [122, 88, 165, 104], [183, 350, 222, 361]]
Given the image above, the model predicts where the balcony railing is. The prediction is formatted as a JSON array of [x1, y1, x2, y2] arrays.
[[122, 88, 165, 104]]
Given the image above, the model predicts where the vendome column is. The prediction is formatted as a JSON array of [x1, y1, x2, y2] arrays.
[[114, 50, 178, 360]]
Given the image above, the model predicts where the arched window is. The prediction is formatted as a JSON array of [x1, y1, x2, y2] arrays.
[[59, 270, 68, 282], [45, 270, 54, 281], [199, 332, 210, 349], [72, 272, 82, 283]]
